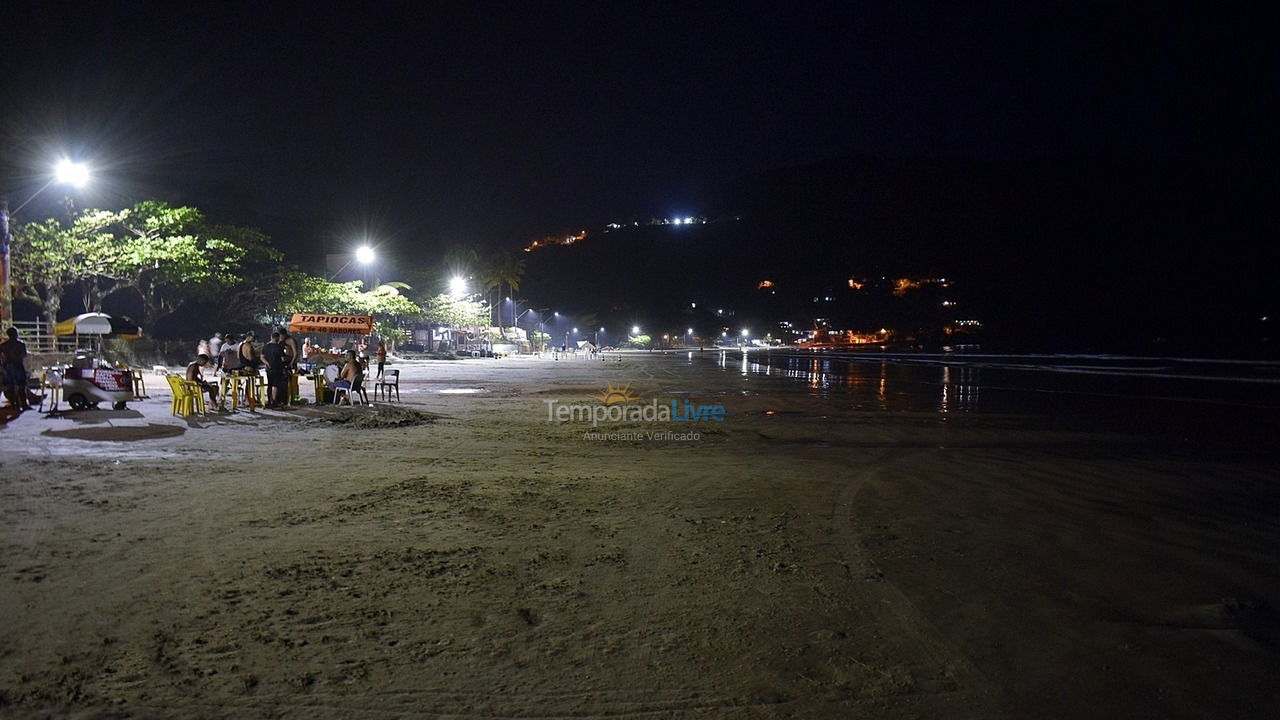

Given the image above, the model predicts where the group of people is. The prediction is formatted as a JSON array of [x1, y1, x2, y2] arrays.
[[188, 330, 386, 409], [188, 330, 300, 409]]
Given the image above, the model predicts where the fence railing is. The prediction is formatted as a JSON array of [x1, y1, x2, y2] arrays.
[[9, 319, 55, 353]]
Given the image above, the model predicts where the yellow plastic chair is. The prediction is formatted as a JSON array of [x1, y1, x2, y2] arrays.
[[166, 375, 194, 416], [184, 379, 207, 415]]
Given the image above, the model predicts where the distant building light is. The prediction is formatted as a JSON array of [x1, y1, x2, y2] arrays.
[[673, 218, 682, 225], [684, 217, 693, 224]]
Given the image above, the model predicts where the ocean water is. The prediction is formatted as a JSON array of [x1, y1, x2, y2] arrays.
[[664, 348, 1280, 455]]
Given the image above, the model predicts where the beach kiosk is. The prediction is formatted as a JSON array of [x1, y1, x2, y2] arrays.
[[287, 313, 375, 402]]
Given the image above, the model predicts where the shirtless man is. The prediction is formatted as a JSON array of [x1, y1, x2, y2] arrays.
[[332, 350, 364, 404], [279, 330, 300, 407], [238, 331, 261, 373], [185, 353, 219, 405]]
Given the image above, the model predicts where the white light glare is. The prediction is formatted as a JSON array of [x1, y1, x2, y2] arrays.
[[55, 159, 90, 188], [449, 276, 467, 295], [355, 246, 375, 264]]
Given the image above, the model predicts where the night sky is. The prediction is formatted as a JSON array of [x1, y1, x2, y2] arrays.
[[3, 2, 1272, 265]]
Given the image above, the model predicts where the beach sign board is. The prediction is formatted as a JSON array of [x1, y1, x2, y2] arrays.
[[288, 313, 374, 335]]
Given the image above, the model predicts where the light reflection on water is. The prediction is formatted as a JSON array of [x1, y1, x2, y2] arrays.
[[711, 349, 982, 413]]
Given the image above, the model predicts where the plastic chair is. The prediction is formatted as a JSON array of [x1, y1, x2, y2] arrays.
[[129, 369, 149, 399], [166, 375, 195, 416], [374, 368, 400, 401], [38, 370, 63, 413], [185, 379, 208, 415], [332, 378, 365, 405]]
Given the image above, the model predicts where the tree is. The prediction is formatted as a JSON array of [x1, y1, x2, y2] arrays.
[[482, 251, 525, 326], [9, 210, 124, 328], [107, 202, 237, 329], [419, 293, 489, 330], [270, 271, 420, 335]]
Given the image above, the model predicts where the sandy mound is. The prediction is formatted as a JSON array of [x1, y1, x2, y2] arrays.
[[303, 405, 438, 429]]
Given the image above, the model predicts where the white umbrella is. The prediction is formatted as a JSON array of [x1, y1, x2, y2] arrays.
[[54, 312, 114, 336]]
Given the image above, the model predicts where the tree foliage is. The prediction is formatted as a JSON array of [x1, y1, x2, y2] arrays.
[[8, 199, 516, 343], [419, 293, 490, 330]]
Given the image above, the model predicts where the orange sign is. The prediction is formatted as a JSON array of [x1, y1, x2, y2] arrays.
[[288, 313, 374, 335]]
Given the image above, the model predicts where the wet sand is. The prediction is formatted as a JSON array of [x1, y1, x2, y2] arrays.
[[1, 353, 1277, 718]]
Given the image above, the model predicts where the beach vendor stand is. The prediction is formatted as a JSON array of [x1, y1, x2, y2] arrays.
[[51, 313, 143, 410], [287, 312, 374, 403]]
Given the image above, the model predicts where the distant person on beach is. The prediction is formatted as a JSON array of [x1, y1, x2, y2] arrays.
[[302, 337, 314, 359], [261, 332, 287, 408], [280, 331, 299, 369], [279, 330, 299, 405], [218, 334, 239, 373], [1, 327, 31, 410], [196, 337, 210, 357], [185, 353, 218, 404], [376, 340, 387, 378], [331, 349, 363, 404], [209, 332, 224, 363], [238, 331, 261, 373]]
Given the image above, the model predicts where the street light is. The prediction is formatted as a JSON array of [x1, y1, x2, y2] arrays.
[[449, 276, 467, 296], [2, 157, 93, 328], [54, 159, 90, 188], [631, 325, 640, 335], [354, 245, 375, 289]]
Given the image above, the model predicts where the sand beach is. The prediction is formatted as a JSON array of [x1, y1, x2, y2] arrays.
[[1, 352, 1277, 718]]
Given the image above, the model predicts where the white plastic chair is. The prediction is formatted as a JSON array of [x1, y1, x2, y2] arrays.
[[328, 365, 364, 405]]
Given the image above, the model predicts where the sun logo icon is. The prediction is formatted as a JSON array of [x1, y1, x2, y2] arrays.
[[595, 383, 639, 405]]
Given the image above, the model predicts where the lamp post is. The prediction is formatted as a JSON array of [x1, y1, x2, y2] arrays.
[[515, 307, 535, 353], [2, 158, 91, 329]]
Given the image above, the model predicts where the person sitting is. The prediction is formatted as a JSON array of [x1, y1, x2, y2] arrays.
[[331, 350, 365, 404], [185, 353, 219, 405]]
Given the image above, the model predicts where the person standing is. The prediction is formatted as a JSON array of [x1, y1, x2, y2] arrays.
[[376, 340, 387, 378], [1, 327, 31, 410], [209, 332, 225, 366], [238, 331, 261, 372], [218, 334, 240, 374], [279, 329, 300, 406], [261, 331, 287, 408]]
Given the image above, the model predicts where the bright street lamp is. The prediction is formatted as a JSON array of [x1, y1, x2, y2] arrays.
[[54, 159, 90, 188], [355, 245, 375, 264], [2, 157, 93, 328], [449, 276, 467, 296], [631, 325, 640, 334]]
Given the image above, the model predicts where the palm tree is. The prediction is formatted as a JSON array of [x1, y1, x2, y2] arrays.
[[483, 251, 525, 327]]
